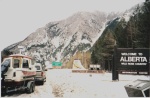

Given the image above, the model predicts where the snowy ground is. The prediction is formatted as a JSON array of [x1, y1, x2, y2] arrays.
[[2, 69, 150, 98]]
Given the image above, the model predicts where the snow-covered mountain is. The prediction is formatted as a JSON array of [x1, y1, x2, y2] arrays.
[[3, 0, 149, 67], [3, 11, 119, 64]]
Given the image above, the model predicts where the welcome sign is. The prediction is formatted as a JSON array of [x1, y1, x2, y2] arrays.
[[115, 48, 149, 71], [120, 53, 148, 66]]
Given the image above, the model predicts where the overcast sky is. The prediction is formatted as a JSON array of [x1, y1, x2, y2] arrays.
[[0, 0, 145, 51]]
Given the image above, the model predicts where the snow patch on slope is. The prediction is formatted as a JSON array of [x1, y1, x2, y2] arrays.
[[42, 32, 48, 44], [61, 36, 72, 52], [51, 37, 60, 48], [81, 39, 90, 44], [91, 22, 107, 46]]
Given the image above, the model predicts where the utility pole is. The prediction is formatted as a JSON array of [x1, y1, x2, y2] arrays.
[[82, 44, 84, 66]]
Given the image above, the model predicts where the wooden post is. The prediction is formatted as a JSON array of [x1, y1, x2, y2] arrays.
[[112, 46, 119, 81]]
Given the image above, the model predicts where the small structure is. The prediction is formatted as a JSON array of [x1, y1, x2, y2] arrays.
[[72, 60, 85, 69], [89, 64, 101, 70]]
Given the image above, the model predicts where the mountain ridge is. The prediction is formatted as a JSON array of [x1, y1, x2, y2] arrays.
[[2, 11, 120, 64]]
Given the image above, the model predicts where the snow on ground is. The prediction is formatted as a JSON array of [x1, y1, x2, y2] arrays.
[[2, 69, 150, 98], [47, 69, 149, 98]]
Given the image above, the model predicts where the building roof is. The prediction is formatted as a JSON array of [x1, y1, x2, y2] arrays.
[[9, 54, 32, 59]]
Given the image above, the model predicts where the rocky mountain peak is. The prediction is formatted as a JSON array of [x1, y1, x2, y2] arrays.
[[3, 11, 119, 64]]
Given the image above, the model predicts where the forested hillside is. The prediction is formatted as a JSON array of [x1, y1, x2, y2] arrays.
[[91, 1, 150, 69]]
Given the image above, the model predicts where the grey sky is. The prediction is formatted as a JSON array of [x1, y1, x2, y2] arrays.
[[0, 0, 145, 51]]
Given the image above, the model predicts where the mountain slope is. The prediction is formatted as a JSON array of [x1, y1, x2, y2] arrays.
[[91, 1, 150, 66], [2, 11, 119, 64]]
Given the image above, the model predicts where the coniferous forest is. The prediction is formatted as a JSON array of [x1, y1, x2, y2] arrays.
[[91, 1, 150, 70]]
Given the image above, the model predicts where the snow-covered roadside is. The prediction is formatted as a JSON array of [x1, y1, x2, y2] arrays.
[[3, 69, 149, 98], [47, 69, 149, 98]]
